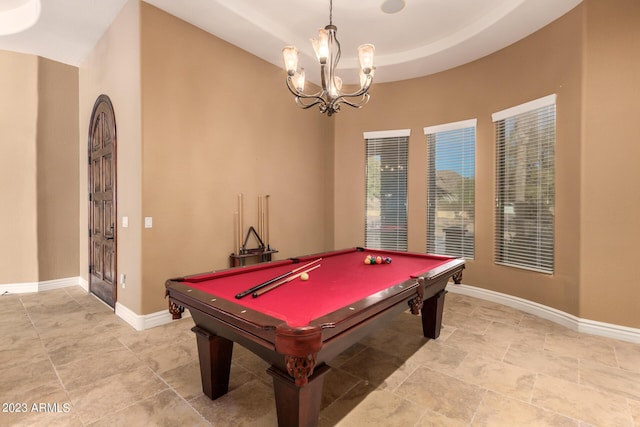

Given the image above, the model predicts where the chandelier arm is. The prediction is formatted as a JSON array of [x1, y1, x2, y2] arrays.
[[285, 76, 325, 99], [332, 84, 369, 99], [296, 97, 327, 110], [332, 93, 371, 110], [285, 76, 328, 110]]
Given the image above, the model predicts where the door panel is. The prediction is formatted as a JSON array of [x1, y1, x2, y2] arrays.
[[88, 95, 117, 308]]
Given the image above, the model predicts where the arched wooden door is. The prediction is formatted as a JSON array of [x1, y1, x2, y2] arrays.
[[88, 95, 117, 308]]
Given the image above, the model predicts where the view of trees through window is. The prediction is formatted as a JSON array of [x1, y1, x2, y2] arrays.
[[365, 136, 408, 251], [426, 125, 476, 258], [495, 102, 555, 273]]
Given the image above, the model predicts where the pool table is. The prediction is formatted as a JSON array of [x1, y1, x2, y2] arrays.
[[165, 247, 464, 427]]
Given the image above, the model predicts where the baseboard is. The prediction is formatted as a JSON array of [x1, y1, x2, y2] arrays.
[[446, 283, 640, 344], [0, 277, 81, 295], [114, 301, 190, 331]]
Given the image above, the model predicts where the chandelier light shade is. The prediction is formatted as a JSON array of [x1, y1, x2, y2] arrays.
[[282, 0, 375, 116], [0, 0, 41, 36]]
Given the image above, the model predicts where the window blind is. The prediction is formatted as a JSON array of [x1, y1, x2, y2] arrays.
[[364, 132, 409, 251], [494, 96, 556, 273], [424, 120, 476, 259]]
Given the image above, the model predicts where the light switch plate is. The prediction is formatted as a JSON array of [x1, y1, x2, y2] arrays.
[[144, 217, 153, 228]]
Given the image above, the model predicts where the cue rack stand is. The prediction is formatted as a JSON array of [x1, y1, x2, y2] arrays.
[[230, 194, 278, 267]]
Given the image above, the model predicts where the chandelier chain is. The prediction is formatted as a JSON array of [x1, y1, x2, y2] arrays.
[[329, 0, 333, 25]]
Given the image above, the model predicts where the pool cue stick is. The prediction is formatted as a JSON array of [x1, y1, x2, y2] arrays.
[[265, 195, 270, 249], [235, 258, 321, 299], [234, 211, 239, 255], [261, 195, 265, 244], [252, 264, 321, 298], [238, 193, 244, 253]]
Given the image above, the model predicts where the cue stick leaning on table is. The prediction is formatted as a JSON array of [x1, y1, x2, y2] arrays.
[[234, 258, 321, 299], [252, 264, 321, 298]]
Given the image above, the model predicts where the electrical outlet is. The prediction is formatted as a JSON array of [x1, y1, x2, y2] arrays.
[[120, 273, 126, 288]]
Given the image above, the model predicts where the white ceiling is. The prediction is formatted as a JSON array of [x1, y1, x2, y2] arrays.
[[0, 0, 582, 84]]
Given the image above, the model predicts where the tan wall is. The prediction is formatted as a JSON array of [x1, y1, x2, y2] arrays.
[[139, 4, 333, 314], [580, 0, 640, 328], [0, 52, 78, 284], [0, 51, 39, 283], [37, 57, 79, 281], [79, 0, 142, 311], [334, 6, 584, 316]]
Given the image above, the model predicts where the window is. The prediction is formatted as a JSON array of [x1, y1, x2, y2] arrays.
[[424, 119, 476, 258], [493, 95, 556, 273], [364, 130, 409, 251]]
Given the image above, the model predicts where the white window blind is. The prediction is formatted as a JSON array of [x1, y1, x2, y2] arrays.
[[364, 131, 409, 251], [493, 95, 556, 273], [424, 119, 476, 259]]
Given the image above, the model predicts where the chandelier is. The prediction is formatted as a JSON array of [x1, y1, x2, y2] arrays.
[[282, 0, 375, 116]]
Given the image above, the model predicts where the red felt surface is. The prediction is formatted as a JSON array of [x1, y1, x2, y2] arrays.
[[184, 249, 453, 327]]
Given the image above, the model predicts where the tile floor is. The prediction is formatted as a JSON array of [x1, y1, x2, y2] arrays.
[[1, 286, 639, 426]]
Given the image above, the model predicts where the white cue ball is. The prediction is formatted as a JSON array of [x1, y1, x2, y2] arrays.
[[300, 272, 309, 281]]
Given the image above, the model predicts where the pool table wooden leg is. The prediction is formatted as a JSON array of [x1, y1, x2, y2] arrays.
[[192, 326, 233, 400], [421, 289, 446, 339], [268, 363, 330, 427]]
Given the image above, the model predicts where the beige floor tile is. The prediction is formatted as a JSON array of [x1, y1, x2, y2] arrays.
[[87, 389, 208, 427], [0, 336, 49, 370], [628, 398, 640, 425], [0, 379, 73, 425], [45, 332, 128, 367], [434, 323, 456, 341], [325, 388, 424, 427], [321, 367, 361, 409], [442, 328, 510, 360], [504, 342, 580, 383], [472, 303, 525, 326], [190, 378, 277, 426], [0, 311, 34, 334], [442, 310, 492, 334], [116, 318, 194, 353], [55, 347, 144, 391], [136, 338, 199, 373], [2, 286, 639, 426], [19, 288, 73, 308], [407, 340, 467, 372], [532, 374, 634, 426], [359, 324, 430, 360], [1, 410, 83, 427], [320, 379, 377, 425], [580, 359, 640, 401], [160, 360, 206, 401], [613, 340, 640, 374], [338, 346, 419, 391], [0, 292, 28, 314], [483, 320, 547, 349], [443, 293, 479, 316], [232, 344, 273, 385], [518, 313, 569, 333], [328, 342, 367, 367], [0, 359, 59, 401], [68, 366, 168, 424], [394, 367, 485, 423], [472, 391, 579, 426], [417, 408, 469, 426], [544, 329, 618, 367], [453, 354, 537, 401]]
